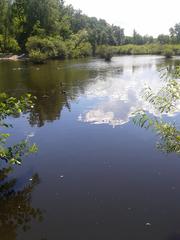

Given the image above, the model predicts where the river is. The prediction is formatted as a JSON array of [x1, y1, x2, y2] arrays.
[[0, 55, 180, 240]]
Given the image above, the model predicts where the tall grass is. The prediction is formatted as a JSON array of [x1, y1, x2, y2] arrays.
[[109, 44, 180, 56]]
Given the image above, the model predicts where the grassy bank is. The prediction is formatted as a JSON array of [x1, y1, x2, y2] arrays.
[[113, 44, 180, 56], [2, 43, 180, 63]]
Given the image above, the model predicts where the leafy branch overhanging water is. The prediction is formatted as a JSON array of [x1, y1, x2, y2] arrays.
[[133, 67, 180, 155], [0, 93, 37, 165]]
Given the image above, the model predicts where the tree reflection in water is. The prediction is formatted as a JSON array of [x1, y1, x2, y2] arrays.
[[133, 67, 180, 155], [0, 166, 43, 240]]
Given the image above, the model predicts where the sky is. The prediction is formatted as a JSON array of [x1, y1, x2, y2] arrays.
[[65, 0, 180, 37]]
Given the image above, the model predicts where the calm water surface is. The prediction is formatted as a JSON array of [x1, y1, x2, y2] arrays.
[[0, 56, 180, 240]]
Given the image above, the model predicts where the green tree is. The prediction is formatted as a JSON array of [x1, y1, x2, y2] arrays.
[[66, 29, 92, 58], [133, 30, 143, 45], [157, 34, 170, 44], [112, 25, 125, 45], [169, 23, 180, 43], [11, 0, 27, 49], [0, 0, 19, 52]]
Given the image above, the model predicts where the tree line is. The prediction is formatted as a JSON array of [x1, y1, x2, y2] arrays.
[[0, 0, 125, 59], [0, 0, 180, 61]]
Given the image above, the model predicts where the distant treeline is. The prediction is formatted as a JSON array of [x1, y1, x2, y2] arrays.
[[0, 0, 180, 61], [114, 44, 180, 56]]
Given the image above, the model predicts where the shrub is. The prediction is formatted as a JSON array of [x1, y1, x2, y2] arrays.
[[96, 45, 114, 61], [162, 46, 174, 58], [117, 44, 163, 55], [0, 35, 20, 53], [26, 36, 68, 60], [78, 42, 92, 57], [51, 37, 67, 59], [29, 50, 48, 64]]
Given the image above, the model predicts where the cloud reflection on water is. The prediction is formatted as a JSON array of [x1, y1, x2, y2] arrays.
[[79, 57, 180, 127]]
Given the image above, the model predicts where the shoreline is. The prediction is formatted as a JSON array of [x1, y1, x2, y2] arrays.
[[0, 54, 27, 61]]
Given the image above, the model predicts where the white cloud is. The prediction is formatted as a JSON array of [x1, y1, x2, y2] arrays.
[[78, 56, 180, 127]]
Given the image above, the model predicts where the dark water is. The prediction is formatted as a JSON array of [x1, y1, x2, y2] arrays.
[[0, 56, 180, 240]]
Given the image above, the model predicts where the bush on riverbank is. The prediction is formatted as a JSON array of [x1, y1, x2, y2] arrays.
[[26, 31, 92, 63], [29, 50, 48, 64], [0, 35, 20, 53], [96, 45, 115, 61], [162, 47, 174, 58], [26, 36, 67, 60], [10, 40, 180, 64]]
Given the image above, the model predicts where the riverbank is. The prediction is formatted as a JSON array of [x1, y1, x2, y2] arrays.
[[112, 44, 180, 56], [1, 43, 180, 63], [0, 54, 26, 61]]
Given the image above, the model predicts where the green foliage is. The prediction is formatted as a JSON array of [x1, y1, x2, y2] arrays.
[[0, 93, 34, 121], [70, 42, 92, 58], [23, 0, 62, 38], [51, 37, 67, 58], [133, 67, 180, 155], [169, 23, 180, 43], [29, 49, 48, 64], [116, 44, 180, 56], [124, 32, 154, 45], [0, 35, 20, 53], [66, 30, 92, 58], [0, 141, 38, 165], [31, 20, 46, 37], [157, 34, 170, 44], [133, 111, 180, 154], [162, 46, 174, 58], [96, 45, 114, 61], [143, 80, 180, 113], [0, 93, 38, 165], [0, 0, 125, 55], [26, 35, 68, 62], [26, 29, 92, 61], [117, 44, 161, 55], [1, 0, 180, 60]]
